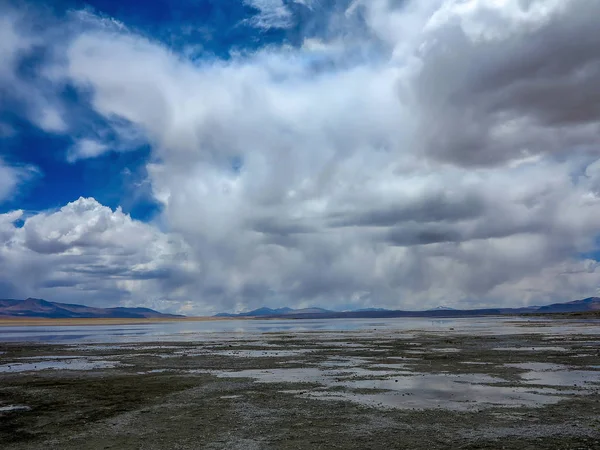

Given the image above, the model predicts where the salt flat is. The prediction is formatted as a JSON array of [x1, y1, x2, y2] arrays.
[[0, 317, 599, 449]]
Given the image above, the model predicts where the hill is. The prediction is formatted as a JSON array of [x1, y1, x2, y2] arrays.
[[0, 298, 183, 319]]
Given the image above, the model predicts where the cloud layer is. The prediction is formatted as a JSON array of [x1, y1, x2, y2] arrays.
[[1, 0, 600, 314]]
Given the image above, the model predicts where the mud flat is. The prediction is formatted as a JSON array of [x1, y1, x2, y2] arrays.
[[0, 317, 599, 449]]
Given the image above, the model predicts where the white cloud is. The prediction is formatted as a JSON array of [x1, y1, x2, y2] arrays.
[[0, 159, 36, 205], [244, 0, 294, 29], [0, 198, 196, 313], [67, 139, 110, 162], [0, 6, 67, 132], [2, 0, 600, 313]]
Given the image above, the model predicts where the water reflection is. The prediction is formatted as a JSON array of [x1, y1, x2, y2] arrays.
[[0, 317, 599, 344]]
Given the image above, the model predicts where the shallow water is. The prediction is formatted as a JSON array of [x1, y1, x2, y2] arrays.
[[0, 405, 31, 412], [294, 384, 568, 411], [217, 365, 571, 411], [208, 351, 593, 411], [493, 347, 568, 352], [1, 316, 599, 344]]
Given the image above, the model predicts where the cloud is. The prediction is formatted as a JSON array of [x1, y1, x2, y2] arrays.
[[407, 0, 600, 165], [0, 198, 196, 312], [244, 0, 295, 29], [67, 139, 110, 162], [0, 159, 37, 204], [2, 0, 600, 313], [0, 6, 67, 133]]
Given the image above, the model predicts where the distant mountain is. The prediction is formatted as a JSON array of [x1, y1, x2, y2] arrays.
[[535, 297, 600, 313], [0, 298, 184, 319], [215, 306, 332, 318], [353, 308, 391, 312], [214, 297, 600, 319], [215, 307, 293, 317]]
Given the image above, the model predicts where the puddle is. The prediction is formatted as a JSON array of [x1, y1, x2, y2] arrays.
[[219, 367, 326, 384], [319, 357, 373, 368], [214, 349, 313, 358], [430, 348, 461, 353], [296, 383, 568, 411], [369, 363, 408, 370], [136, 369, 177, 374], [388, 356, 418, 361], [18, 355, 87, 360], [505, 363, 567, 371], [519, 370, 599, 387], [492, 347, 567, 352], [505, 363, 600, 387], [0, 405, 31, 413], [74, 345, 178, 351], [0, 359, 120, 373], [217, 365, 409, 384], [213, 365, 572, 411], [317, 342, 368, 348]]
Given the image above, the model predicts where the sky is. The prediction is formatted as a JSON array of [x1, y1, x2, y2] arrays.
[[1, 0, 600, 315]]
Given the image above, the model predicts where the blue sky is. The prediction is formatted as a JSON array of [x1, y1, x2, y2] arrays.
[[1, 0, 600, 314], [1, 0, 364, 219], [0, 0, 308, 218]]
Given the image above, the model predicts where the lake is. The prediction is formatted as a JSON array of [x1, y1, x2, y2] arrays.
[[1, 316, 598, 344]]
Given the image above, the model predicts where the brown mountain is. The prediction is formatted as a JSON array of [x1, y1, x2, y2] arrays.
[[0, 298, 183, 319]]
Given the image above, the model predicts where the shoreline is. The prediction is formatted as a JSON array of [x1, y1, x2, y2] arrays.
[[0, 316, 235, 327], [0, 310, 598, 327]]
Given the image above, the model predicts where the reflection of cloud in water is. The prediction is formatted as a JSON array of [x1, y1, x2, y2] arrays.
[[493, 347, 567, 352], [1, 317, 598, 345], [215, 365, 570, 411], [506, 363, 600, 387], [0, 405, 31, 413]]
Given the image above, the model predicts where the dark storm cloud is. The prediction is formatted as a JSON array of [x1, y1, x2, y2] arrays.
[[251, 217, 316, 236], [414, 0, 600, 166], [328, 191, 486, 228]]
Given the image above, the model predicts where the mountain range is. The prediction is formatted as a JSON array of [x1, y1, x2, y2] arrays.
[[215, 297, 600, 319], [214, 307, 331, 317], [0, 297, 598, 320], [0, 298, 182, 319]]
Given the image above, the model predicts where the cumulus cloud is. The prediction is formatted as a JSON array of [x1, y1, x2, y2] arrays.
[[0, 198, 196, 312], [409, 0, 600, 165], [2, 0, 600, 313]]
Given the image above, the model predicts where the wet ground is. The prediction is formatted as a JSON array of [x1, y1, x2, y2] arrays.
[[0, 317, 599, 449]]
